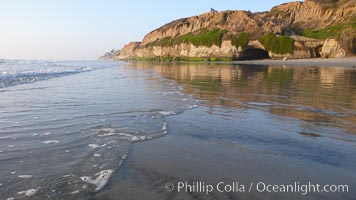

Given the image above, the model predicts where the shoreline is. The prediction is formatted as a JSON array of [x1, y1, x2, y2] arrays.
[[221, 57, 356, 67], [96, 107, 356, 200], [121, 57, 356, 67]]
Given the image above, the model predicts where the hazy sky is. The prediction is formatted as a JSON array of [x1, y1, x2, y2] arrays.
[[0, 0, 295, 60]]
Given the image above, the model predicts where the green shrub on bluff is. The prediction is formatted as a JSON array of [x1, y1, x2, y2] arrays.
[[302, 21, 356, 40], [231, 32, 250, 49], [175, 29, 228, 47], [259, 33, 294, 54], [146, 29, 228, 48]]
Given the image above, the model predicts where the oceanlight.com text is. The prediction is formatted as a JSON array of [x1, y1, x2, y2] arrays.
[[165, 181, 349, 196]]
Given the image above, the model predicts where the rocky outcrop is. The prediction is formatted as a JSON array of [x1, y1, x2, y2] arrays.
[[113, 0, 355, 61], [280, 36, 325, 59], [98, 49, 120, 60], [117, 42, 141, 60], [340, 30, 356, 55], [119, 41, 240, 61], [321, 39, 346, 58]]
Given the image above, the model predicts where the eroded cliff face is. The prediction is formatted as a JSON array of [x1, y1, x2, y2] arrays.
[[140, 0, 355, 45], [141, 11, 269, 46], [114, 0, 355, 61], [117, 36, 327, 61], [117, 42, 141, 60], [118, 40, 238, 61], [270, 0, 356, 30]]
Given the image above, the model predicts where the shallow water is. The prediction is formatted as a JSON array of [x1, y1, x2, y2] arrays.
[[0, 60, 197, 199], [132, 62, 356, 135], [0, 61, 355, 199]]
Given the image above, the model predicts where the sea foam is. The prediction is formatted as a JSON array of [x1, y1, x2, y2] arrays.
[[80, 170, 113, 192], [159, 111, 176, 116], [42, 140, 60, 144], [88, 144, 107, 149], [17, 189, 38, 196], [18, 175, 33, 179]]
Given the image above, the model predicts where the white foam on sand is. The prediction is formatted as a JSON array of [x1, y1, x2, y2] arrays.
[[96, 128, 117, 137], [97, 132, 120, 137], [71, 190, 80, 194], [188, 105, 198, 109], [42, 140, 60, 144], [80, 170, 113, 192], [17, 188, 38, 196], [94, 153, 102, 157], [102, 128, 115, 132], [88, 144, 107, 149], [117, 133, 153, 142], [159, 111, 177, 116], [18, 175, 33, 179], [128, 135, 140, 142], [162, 122, 168, 131]]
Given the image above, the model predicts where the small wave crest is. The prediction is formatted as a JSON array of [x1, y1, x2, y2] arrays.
[[0, 68, 92, 88], [0, 60, 95, 88]]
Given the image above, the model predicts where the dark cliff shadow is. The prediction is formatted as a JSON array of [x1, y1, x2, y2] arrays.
[[237, 48, 270, 61]]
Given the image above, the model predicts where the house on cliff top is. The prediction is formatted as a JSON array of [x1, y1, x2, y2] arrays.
[[210, 8, 218, 13]]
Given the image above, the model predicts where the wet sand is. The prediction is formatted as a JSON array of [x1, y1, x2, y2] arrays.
[[94, 62, 356, 200], [229, 57, 356, 67], [96, 107, 356, 200]]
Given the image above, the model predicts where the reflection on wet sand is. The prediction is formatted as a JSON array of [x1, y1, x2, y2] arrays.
[[125, 62, 356, 134]]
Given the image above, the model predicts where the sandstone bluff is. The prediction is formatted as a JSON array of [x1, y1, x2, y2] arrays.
[[104, 0, 356, 61]]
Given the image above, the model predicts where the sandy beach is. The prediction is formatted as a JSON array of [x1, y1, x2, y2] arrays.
[[228, 57, 356, 67]]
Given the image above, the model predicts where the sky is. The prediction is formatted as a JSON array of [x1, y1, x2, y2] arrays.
[[0, 0, 295, 60]]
